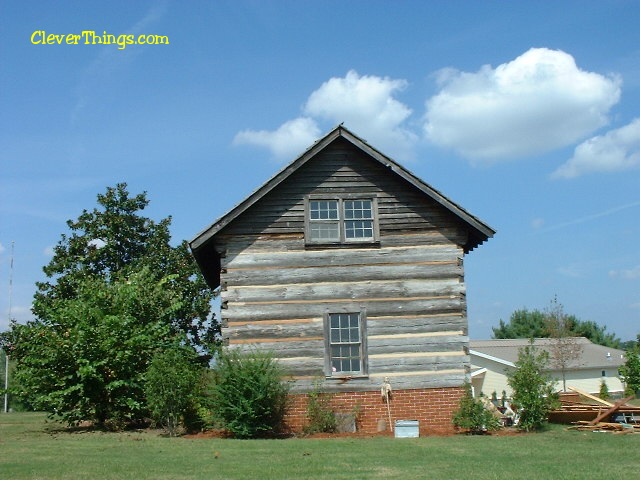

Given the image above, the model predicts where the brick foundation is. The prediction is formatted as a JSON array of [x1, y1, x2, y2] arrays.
[[285, 386, 464, 435]]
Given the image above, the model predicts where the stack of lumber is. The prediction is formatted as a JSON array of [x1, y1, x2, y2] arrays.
[[567, 421, 639, 433], [548, 387, 640, 425]]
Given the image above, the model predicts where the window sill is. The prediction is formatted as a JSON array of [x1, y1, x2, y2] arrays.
[[305, 241, 380, 250], [325, 374, 369, 381]]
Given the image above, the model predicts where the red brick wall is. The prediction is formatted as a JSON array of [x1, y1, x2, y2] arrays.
[[286, 387, 464, 435]]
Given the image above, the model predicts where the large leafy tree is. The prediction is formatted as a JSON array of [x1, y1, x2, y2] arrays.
[[33, 183, 216, 349], [2, 184, 217, 425]]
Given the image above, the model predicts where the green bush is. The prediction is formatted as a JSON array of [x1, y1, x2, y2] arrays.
[[619, 348, 640, 397], [145, 346, 203, 436], [599, 380, 610, 401], [507, 341, 559, 432], [208, 349, 290, 438], [304, 382, 337, 434], [452, 383, 501, 434]]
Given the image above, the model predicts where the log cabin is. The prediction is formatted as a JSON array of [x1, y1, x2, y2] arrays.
[[190, 125, 495, 434]]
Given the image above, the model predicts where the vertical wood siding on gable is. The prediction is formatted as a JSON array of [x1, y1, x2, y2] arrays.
[[215, 139, 470, 392]]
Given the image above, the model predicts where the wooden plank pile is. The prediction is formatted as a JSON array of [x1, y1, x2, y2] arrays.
[[567, 421, 639, 433], [550, 388, 640, 432]]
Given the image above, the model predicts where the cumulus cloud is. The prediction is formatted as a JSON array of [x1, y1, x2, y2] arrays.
[[303, 70, 417, 159], [424, 48, 621, 162], [234, 70, 416, 161], [552, 118, 640, 179], [233, 117, 321, 160]]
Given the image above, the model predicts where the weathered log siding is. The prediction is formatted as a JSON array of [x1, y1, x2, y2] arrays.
[[215, 139, 470, 392]]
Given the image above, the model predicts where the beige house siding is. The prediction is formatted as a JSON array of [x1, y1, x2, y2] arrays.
[[471, 360, 624, 398]]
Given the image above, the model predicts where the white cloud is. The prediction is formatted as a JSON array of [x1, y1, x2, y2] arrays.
[[552, 118, 640, 179], [233, 70, 416, 161], [609, 265, 640, 280], [233, 117, 321, 160], [303, 70, 417, 159], [44, 246, 55, 257], [424, 48, 621, 162], [0, 243, 5, 254], [531, 218, 545, 229], [557, 264, 584, 278]]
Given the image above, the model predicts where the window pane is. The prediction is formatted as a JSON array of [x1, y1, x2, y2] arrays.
[[349, 328, 359, 342], [328, 313, 362, 373], [310, 223, 339, 241], [345, 220, 373, 239], [344, 200, 372, 220], [330, 328, 339, 343], [310, 200, 338, 220]]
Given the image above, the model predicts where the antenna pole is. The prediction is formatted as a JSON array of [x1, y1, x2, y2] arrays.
[[4, 241, 14, 413]]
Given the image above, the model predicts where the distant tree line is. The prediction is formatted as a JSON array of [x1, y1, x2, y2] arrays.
[[492, 305, 624, 349]]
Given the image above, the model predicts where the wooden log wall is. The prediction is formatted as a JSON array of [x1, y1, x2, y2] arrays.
[[215, 138, 471, 393]]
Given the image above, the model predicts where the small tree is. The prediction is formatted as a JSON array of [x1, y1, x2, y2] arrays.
[[544, 297, 582, 392], [619, 348, 640, 397], [208, 349, 290, 438], [452, 383, 501, 434], [145, 347, 203, 436], [507, 340, 559, 432]]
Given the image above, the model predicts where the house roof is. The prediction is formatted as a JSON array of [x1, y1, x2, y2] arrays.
[[470, 338, 627, 370], [190, 125, 496, 288]]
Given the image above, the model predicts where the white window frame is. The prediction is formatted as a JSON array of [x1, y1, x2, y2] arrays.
[[305, 194, 379, 245], [323, 309, 368, 378]]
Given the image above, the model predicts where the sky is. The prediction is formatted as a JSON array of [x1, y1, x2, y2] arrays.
[[1, 1, 639, 342]]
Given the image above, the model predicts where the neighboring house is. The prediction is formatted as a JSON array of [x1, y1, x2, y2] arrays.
[[470, 338, 627, 398], [190, 125, 495, 434]]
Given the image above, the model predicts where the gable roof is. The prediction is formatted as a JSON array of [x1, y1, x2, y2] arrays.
[[190, 125, 495, 287], [470, 338, 627, 370]]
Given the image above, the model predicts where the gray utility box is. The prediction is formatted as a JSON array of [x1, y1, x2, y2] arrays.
[[394, 420, 419, 438]]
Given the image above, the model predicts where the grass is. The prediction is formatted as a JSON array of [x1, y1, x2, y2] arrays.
[[1, 413, 639, 480]]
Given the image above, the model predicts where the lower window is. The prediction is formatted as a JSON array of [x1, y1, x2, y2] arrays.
[[324, 310, 367, 376]]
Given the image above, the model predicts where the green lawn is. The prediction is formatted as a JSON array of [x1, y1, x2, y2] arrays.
[[1, 412, 638, 480]]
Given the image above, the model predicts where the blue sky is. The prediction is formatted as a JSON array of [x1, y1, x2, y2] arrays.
[[1, 1, 639, 341]]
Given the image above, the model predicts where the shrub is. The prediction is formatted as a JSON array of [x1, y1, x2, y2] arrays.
[[452, 383, 501, 434], [144, 346, 203, 436], [208, 349, 290, 438], [619, 348, 640, 397], [599, 380, 610, 401], [507, 341, 559, 432], [304, 382, 337, 434]]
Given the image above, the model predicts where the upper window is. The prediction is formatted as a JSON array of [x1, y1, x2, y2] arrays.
[[324, 311, 367, 376], [306, 196, 378, 244]]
